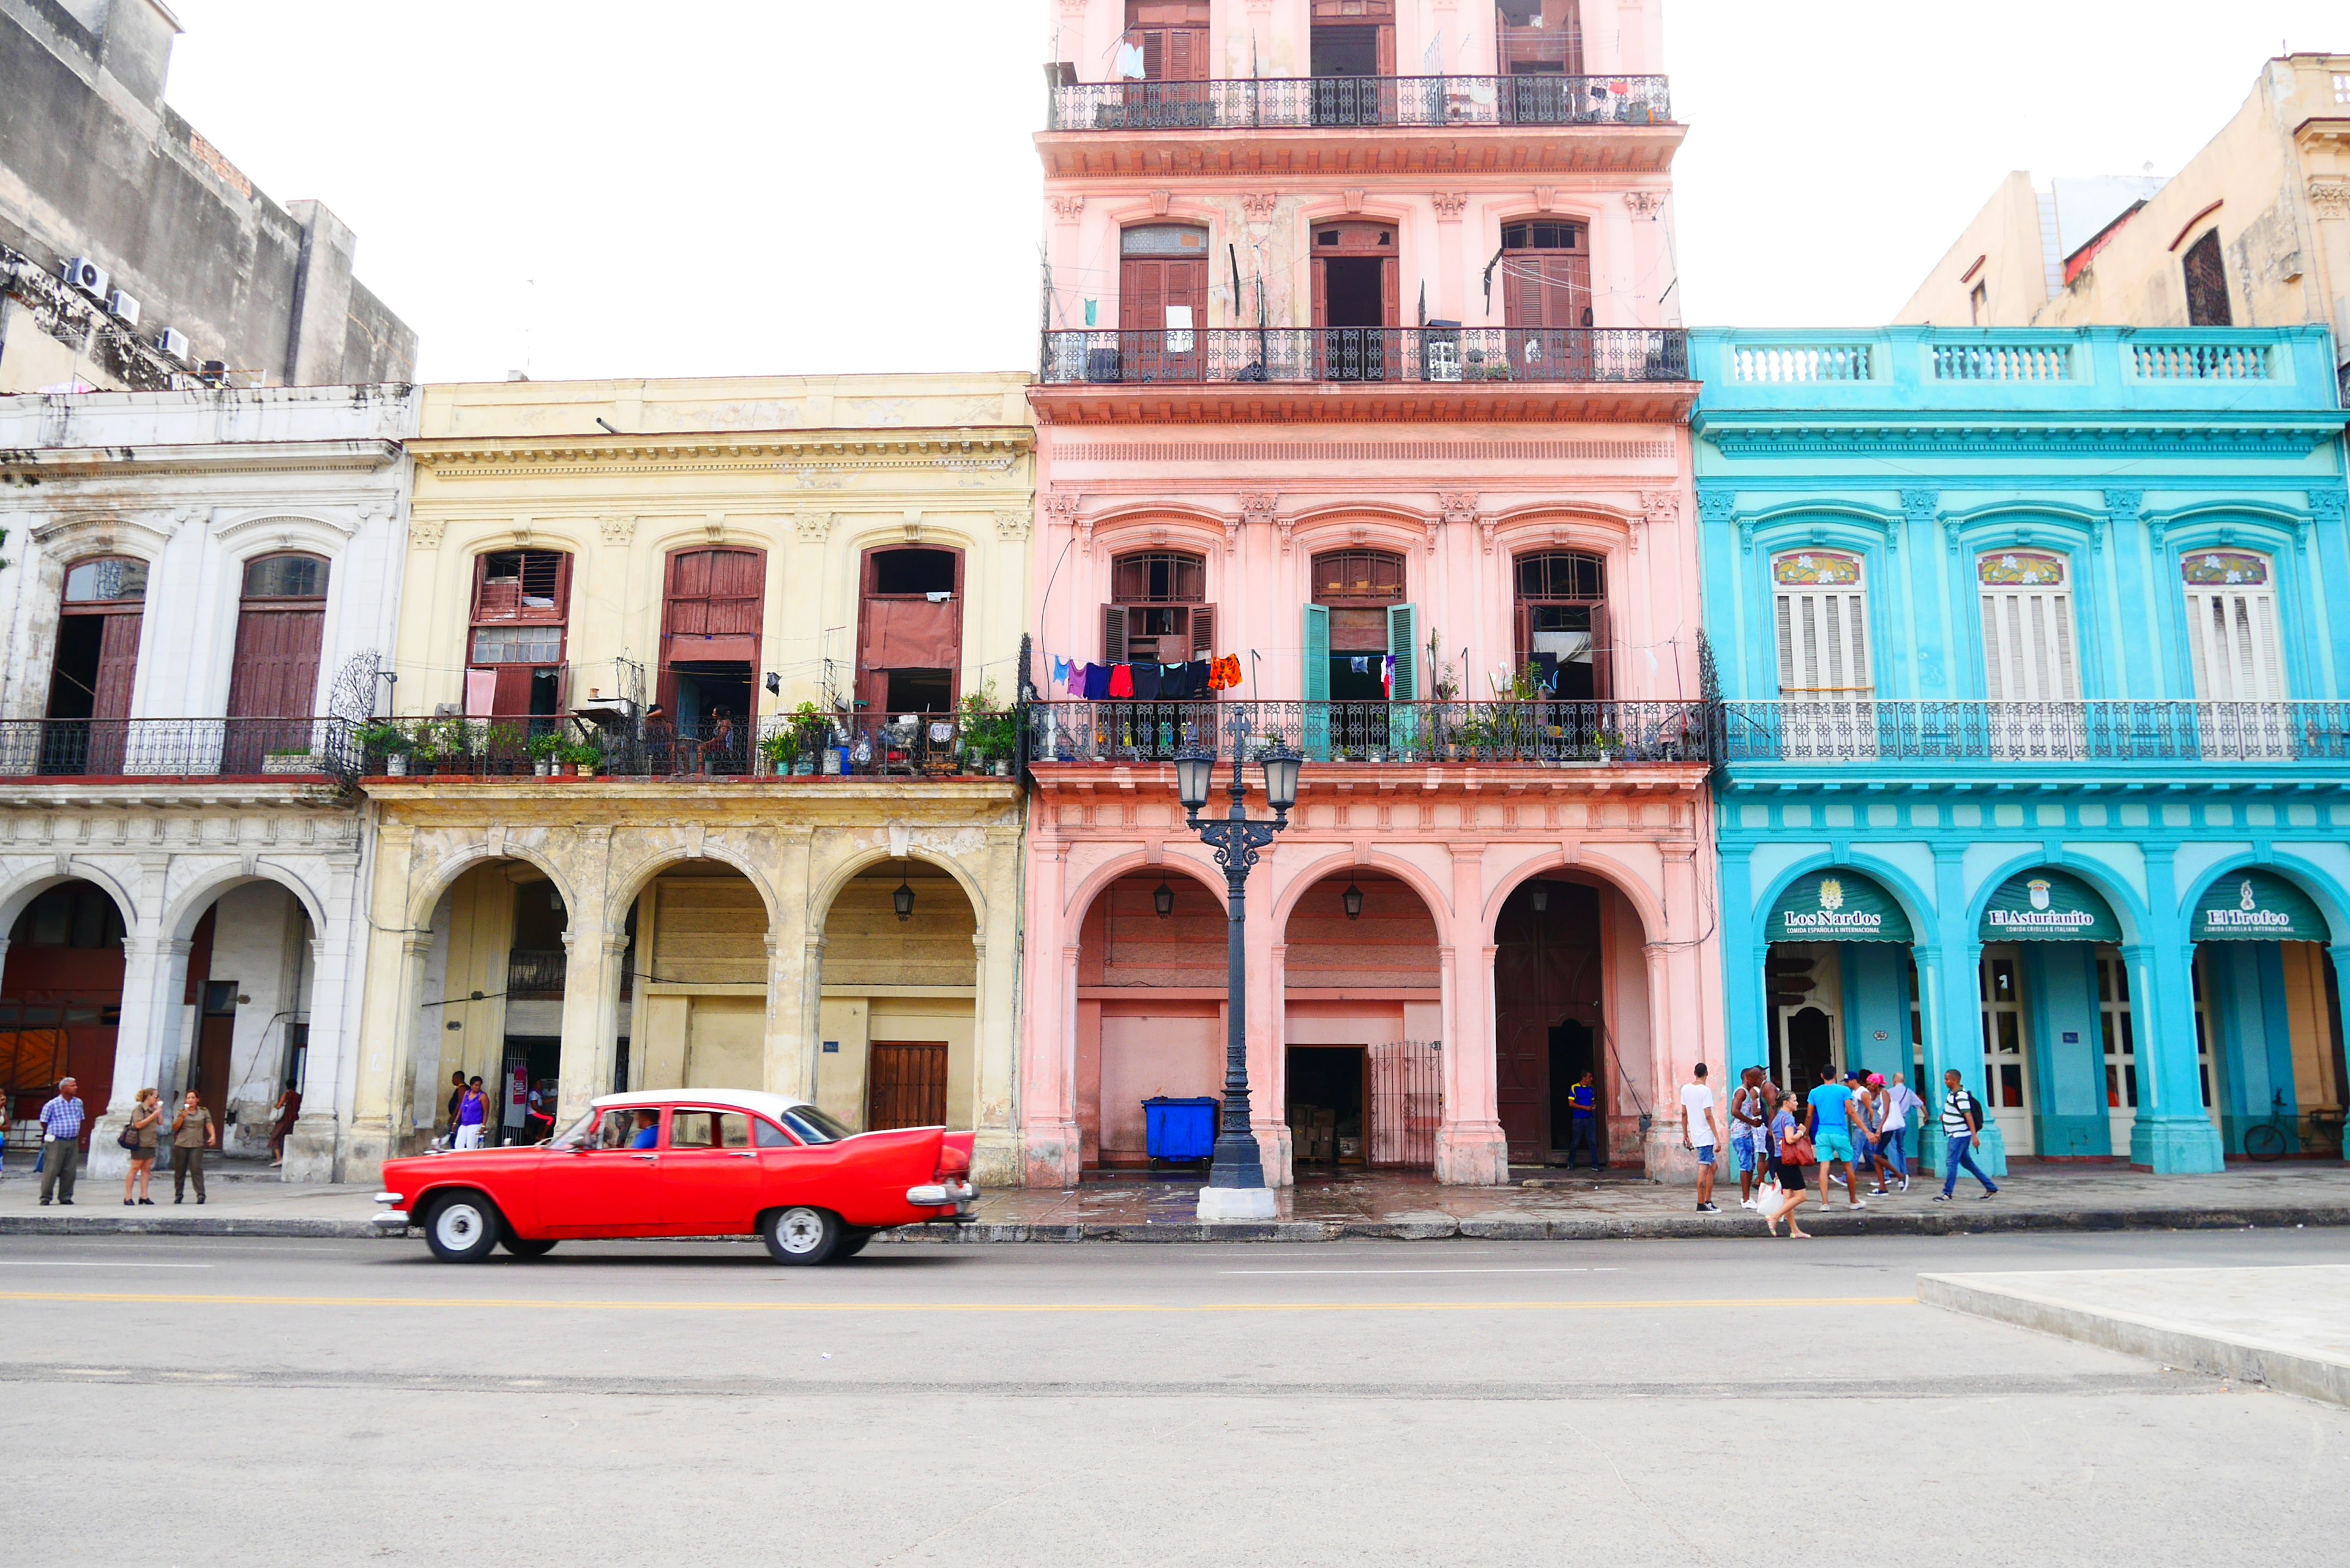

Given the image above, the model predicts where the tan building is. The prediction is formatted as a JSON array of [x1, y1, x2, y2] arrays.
[[1901, 53, 2350, 392], [344, 375, 1034, 1185]]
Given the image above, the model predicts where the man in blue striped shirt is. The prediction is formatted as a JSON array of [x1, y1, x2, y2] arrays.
[[38, 1078, 86, 1205]]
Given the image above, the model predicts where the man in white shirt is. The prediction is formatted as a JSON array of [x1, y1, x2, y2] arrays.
[[1680, 1062, 1723, 1214], [1879, 1073, 1923, 1192]]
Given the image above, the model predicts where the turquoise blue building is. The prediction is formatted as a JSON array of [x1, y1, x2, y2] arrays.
[[1692, 326, 2350, 1175]]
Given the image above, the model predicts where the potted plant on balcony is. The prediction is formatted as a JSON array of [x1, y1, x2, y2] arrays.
[[957, 684, 1015, 777], [527, 731, 564, 777], [355, 722, 411, 776], [561, 742, 601, 780], [1592, 726, 1627, 764], [786, 701, 831, 775], [482, 723, 528, 777]]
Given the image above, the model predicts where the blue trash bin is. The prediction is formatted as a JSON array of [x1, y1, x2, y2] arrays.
[[1143, 1096, 1220, 1164]]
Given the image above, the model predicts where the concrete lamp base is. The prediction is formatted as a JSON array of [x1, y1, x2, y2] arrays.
[[1196, 1184, 1278, 1221]]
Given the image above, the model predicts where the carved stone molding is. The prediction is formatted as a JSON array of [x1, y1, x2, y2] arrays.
[[1901, 488, 1938, 556], [1624, 190, 1666, 218], [1634, 490, 1680, 553], [1431, 192, 1468, 221], [1149, 190, 1172, 217], [408, 519, 446, 550], [1533, 187, 1556, 212], [1343, 188, 1366, 214], [703, 512, 728, 545], [2307, 177, 2350, 218], [901, 508, 925, 543], [1695, 490, 1736, 529], [1048, 193, 1086, 223], [1438, 491, 1480, 531], [599, 513, 635, 545], [994, 509, 1032, 542], [794, 511, 834, 543], [1239, 192, 1278, 223]]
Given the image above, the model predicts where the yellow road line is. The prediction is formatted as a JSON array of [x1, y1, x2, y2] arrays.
[[0, 1291, 1919, 1314]]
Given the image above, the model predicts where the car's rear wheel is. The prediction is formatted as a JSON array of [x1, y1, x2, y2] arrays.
[[423, 1193, 501, 1263], [837, 1227, 873, 1260], [500, 1233, 558, 1260], [761, 1205, 843, 1265]]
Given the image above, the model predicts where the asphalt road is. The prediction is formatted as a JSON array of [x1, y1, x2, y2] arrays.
[[5, 1228, 2348, 1566]]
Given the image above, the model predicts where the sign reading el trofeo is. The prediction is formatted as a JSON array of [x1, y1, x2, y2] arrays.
[[2192, 870, 2327, 943]]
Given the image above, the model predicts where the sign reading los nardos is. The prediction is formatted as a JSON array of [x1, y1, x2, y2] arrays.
[[1767, 870, 1912, 943]]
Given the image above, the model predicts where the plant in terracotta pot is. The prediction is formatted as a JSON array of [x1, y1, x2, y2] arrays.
[[560, 742, 601, 779]]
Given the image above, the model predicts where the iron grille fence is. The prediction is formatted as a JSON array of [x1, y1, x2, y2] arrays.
[[1049, 73, 1671, 131], [1370, 1040, 1443, 1169], [1028, 700, 1711, 766], [1040, 326, 1688, 387], [505, 950, 567, 995], [0, 718, 352, 781], [348, 712, 1020, 782], [1718, 700, 2350, 763]]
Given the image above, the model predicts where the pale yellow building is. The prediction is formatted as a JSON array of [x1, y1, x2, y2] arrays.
[[344, 375, 1035, 1185], [1901, 53, 2350, 392]]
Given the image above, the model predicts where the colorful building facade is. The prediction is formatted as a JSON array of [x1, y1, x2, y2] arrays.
[[343, 376, 1035, 1184], [1695, 326, 2350, 1173], [1018, 0, 1718, 1188]]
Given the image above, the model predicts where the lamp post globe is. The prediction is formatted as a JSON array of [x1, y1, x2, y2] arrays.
[[1260, 745, 1302, 815], [1174, 747, 1217, 816]]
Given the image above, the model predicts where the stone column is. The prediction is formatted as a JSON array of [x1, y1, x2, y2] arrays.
[[344, 931, 432, 1184], [555, 927, 625, 1124], [1926, 846, 2005, 1175], [1266, 940, 1292, 1186], [2129, 846, 2223, 1173], [1434, 848, 1507, 1184], [1021, 843, 1081, 1188], [86, 933, 192, 1179], [282, 934, 345, 1184], [1244, 862, 1285, 1185], [969, 826, 1024, 1187], [2331, 946, 2350, 1162], [764, 828, 816, 1100], [1912, 946, 1950, 1175]]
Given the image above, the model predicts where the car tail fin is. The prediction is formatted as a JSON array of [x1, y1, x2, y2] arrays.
[[936, 1133, 974, 1179]]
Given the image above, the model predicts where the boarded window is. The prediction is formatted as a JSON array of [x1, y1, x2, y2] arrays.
[[859, 547, 963, 716], [469, 551, 571, 721], [2182, 230, 2231, 327], [471, 551, 571, 624]]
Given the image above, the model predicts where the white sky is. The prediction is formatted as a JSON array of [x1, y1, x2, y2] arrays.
[[162, 0, 2347, 384]]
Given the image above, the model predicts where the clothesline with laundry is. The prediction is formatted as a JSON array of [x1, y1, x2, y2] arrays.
[[1049, 654, 1245, 701]]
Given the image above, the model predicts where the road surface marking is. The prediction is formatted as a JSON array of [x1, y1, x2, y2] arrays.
[[1218, 1267, 1624, 1276], [0, 1290, 1916, 1315], [0, 1261, 214, 1269]]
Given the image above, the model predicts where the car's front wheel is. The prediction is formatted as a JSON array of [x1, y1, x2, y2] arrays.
[[500, 1233, 558, 1260], [761, 1205, 843, 1265], [423, 1192, 501, 1263]]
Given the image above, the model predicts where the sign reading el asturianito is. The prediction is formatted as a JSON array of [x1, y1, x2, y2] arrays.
[[2192, 870, 2328, 942], [1979, 869, 2122, 943]]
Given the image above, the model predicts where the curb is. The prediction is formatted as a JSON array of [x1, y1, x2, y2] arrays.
[[1918, 1271, 2350, 1409], [6, 1204, 2348, 1244]]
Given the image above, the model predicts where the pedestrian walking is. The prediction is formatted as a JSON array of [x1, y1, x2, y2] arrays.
[[454, 1077, 489, 1150], [1763, 1089, 1813, 1239], [170, 1089, 215, 1204], [1878, 1072, 1921, 1192], [1565, 1071, 1601, 1171], [269, 1085, 302, 1167], [121, 1087, 162, 1206], [1730, 1065, 1770, 1209], [36, 1076, 86, 1205], [1805, 1063, 1866, 1209], [1679, 1061, 1722, 1213], [444, 1070, 467, 1148], [1850, 1074, 1890, 1195], [1934, 1069, 1999, 1201]]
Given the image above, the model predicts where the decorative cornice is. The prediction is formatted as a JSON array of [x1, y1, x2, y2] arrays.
[[1028, 382, 1697, 427], [0, 438, 407, 481], [405, 426, 1032, 478], [1701, 419, 2344, 459]]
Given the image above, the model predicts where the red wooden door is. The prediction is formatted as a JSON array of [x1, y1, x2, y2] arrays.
[[1502, 233, 1592, 378], [658, 548, 766, 706], [226, 607, 325, 719], [1120, 254, 1207, 382], [866, 1042, 949, 1131], [91, 613, 142, 722]]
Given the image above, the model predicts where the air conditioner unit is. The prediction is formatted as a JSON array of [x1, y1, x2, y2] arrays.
[[154, 327, 191, 364], [105, 289, 141, 326], [61, 257, 108, 297]]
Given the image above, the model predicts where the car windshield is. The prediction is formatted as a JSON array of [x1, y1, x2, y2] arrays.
[[781, 1105, 854, 1145], [548, 1111, 597, 1150]]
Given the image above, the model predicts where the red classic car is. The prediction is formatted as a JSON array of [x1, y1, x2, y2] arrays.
[[373, 1088, 976, 1265]]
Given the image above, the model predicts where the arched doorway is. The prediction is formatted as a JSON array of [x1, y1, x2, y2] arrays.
[[1495, 873, 1657, 1169], [223, 551, 329, 772], [1974, 867, 2127, 1157], [1, 879, 128, 1136], [1285, 870, 1440, 1171], [628, 862, 774, 1095], [815, 861, 979, 1133], [2187, 868, 2345, 1159], [165, 879, 323, 1163], [1072, 867, 1227, 1171], [1759, 868, 1923, 1160], [416, 859, 579, 1148]]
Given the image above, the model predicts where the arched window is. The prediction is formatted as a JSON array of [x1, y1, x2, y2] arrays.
[[859, 546, 963, 717], [1125, 0, 1209, 81], [1121, 224, 1209, 382], [468, 550, 573, 720], [1305, 548, 1414, 703], [1105, 550, 1211, 665], [1770, 550, 1869, 701], [2182, 230, 2232, 327], [1515, 550, 1608, 699], [1977, 550, 2079, 701], [48, 556, 148, 726], [227, 553, 330, 720], [661, 548, 766, 740]]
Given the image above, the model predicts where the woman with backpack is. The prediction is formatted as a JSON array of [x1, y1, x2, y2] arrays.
[[1935, 1068, 2000, 1201], [1763, 1089, 1814, 1239]]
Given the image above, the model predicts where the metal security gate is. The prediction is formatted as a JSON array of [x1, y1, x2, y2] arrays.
[[1370, 1039, 1441, 1167]]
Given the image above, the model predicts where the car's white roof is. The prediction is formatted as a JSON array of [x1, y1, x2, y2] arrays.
[[591, 1088, 811, 1117]]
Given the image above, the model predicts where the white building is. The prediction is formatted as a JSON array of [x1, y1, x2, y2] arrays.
[[0, 385, 416, 1180]]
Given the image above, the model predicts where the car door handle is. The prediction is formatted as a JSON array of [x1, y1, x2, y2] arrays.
[[632, 1152, 659, 1162], [725, 1151, 758, 1160]]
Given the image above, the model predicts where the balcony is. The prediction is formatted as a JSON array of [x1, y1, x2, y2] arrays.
[[349, 712, 1021, 784], [1719, 701, 2350, 768], [506, 949, 568, 996], [0, 719, 351, 783], [1028, 700, 1711, 768], [1033, 327, 1693, 425], [1048, 73, 1671, 133]]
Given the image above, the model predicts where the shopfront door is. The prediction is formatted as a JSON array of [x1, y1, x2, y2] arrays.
[[1979, 946, 2036, 1151]]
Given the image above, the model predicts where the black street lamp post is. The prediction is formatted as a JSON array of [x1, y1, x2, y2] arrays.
[[1175, 719, 1302, 1220]]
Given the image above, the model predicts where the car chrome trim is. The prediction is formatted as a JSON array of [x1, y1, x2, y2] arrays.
[[905, 1180, 977, 1208], [371, 1192, 401, 1205], [368, 1212, 410, 1231]]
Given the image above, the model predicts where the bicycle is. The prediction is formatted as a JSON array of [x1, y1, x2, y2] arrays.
[[2242, 1091, 2297, 1162]]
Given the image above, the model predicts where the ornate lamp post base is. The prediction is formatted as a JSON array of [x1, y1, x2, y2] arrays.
[[1196, 1182, 1278, 1222]]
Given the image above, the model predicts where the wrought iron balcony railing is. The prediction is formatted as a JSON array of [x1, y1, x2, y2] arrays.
[[1028, 700, 1710, 767], [1718, 700, 2350, 764], [349, 712, 1021, 782], [1048, 73, 1671, 132], [1040, 327, 1688, 387], [505, 949, 568, 996], [0, 718, 351, 781]]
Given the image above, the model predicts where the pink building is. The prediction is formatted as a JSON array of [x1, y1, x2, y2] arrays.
[[1020, 0, 1718, 1188]]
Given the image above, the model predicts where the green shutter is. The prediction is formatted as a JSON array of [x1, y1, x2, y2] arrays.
[[1302, 603, 1330, 760], [1386, 603, 1418, 700]]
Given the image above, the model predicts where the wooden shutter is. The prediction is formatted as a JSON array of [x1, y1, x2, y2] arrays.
[[1121, 256, 1164, 334], [1302, 604, 1331, 700], [2182, 231, 2232, 327], [92, 612, 143, 722], [1190, 603, 1216, 659], [1504, 253, 1591, 330], [1381, 255, 1399, 328], [1376, 23, 1394, 75], [1774, 580, 1872, 697], [1980, 583, 2079, 701], [1586, 603, 1613, 701], [1385, 603, 1417, 700], [2185, 581, 2285, 701], [225, 606, 325, 718], [1102, 605, 1129, 664]]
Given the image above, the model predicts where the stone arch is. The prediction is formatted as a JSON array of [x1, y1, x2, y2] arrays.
[[162, 860, 332, 944], [1269, 845, 1452, 945], [1964, 849, 2150, 946], [2177, 853, 2350, 946], [403, 841, 584, 933], [0, 861, 141, 937], [808, 843, 990, 934], [1479, 845, 1672, 945], [1747, 851, 1937, 952], [608, 842, 782, 931], [213, 512, 358, 559], [1063, 849, 1228, 926]]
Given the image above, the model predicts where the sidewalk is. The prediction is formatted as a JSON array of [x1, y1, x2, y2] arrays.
[[4, 1160, 2349, 1241]]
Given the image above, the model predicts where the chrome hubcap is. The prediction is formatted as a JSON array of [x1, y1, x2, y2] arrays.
[[435, 1203, 484, 1249], [777, 1208, 824, 1253]]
